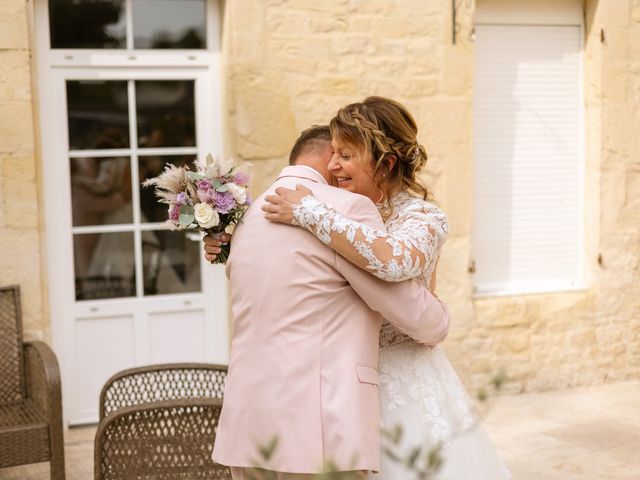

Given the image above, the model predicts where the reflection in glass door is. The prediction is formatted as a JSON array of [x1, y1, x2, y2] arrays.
[[68, 79, 202, 301], [49, 0, 207, 50]]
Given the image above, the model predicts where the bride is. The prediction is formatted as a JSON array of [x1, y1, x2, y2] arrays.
[[262, 97, 510, 479]]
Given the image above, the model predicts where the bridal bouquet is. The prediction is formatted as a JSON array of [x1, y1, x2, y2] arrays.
[[143, 154, 252, 264]]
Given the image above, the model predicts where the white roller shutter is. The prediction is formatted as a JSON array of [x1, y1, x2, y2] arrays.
[[472, 25, 583, 295]]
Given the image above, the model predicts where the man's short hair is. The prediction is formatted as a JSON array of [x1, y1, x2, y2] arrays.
[[289, 125, 332, 165]]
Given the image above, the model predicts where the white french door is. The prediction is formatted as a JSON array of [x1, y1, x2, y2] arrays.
[[35, 1, 228, 426]]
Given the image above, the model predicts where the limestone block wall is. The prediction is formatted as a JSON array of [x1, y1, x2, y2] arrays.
[[0, 0, 47, 340], [221, 0, 640, 393], [593, 0, 640, 382], [0, 0, 637, 394]]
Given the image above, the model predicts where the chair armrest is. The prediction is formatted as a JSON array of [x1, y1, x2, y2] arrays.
[[99, 363, 228, 420], [23, 341, 62, 422], [94, 398, 229, 480]]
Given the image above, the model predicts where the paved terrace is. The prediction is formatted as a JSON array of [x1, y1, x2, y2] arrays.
[[1, 381, 638, 480]]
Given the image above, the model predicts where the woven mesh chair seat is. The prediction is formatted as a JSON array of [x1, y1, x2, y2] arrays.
[[0, 400, 47, 428], [0, 401, 50, 467]]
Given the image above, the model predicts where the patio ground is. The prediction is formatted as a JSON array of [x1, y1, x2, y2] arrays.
[[1, 380, 638, 479]]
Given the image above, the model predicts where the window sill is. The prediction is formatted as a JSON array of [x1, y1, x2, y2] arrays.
[[472, 282, 588, 299]]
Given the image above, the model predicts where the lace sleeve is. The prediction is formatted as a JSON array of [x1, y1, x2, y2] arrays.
[[292, 194, 448, 282]]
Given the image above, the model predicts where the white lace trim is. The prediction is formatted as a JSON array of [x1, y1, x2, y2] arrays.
[[292, 191, 448, 347], [292, 192, 447, 282]]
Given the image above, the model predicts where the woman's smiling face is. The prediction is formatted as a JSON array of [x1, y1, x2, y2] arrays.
[[328, 137, 380, 202]]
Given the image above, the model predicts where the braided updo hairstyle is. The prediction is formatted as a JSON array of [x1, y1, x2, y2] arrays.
[[329, 96, 430, 202]]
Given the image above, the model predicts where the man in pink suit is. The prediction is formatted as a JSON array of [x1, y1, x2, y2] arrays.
[[210, 126, 450, 479]]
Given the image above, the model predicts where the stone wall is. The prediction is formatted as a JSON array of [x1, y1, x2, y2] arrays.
[[222, 0, 640, 393], [1, 0, 638, 393], [0, 0, 46, 340]]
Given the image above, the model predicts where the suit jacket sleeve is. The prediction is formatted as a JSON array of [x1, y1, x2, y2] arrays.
[[333, 195, 450, 345]]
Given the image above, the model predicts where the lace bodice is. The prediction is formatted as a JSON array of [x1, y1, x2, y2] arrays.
[[292, 191, 448, 347]]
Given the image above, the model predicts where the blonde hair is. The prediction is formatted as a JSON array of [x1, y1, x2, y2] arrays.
[[329, 96, 430, 202]]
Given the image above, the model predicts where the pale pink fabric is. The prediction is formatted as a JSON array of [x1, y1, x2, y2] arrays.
[[212, 166, 449, 474], [231, 466, 366, 479]]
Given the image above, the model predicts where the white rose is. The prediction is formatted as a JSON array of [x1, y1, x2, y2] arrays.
[[194, 202, 220, 228], [227, 183, 247, 204]]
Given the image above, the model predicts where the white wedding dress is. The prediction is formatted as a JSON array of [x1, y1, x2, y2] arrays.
[[292, 191, 511, 480]]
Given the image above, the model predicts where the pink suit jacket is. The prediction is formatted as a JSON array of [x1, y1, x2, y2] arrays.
[[212, 165, 449, 474]]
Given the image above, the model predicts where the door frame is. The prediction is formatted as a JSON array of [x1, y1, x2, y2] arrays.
[[34, 0, 229, 426]]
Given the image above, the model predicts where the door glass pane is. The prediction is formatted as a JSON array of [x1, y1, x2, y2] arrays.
[[74, 232, 136, 300], [71, 157, 132, 227], [138, 155, 193, 223], [133, 0, 206, 49], [142, 231, 201, 296], [49, 0, 126, 49], [67, 81, 130, 150], [136, 81, 196, 148]]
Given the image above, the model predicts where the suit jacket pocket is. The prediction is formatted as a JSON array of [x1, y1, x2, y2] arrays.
[[356, 364, 380, 385]]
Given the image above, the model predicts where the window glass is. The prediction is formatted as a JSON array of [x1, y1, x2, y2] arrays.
[[74, 232, 136, 300], [49, 0, 126, 49], [67, 80, 130, 150], [133, 0, 206, 49], [70, 157, 132, 226], [138, 155, 193, 223], [136, 80, 196, 148], [143, 231, 202, 296]]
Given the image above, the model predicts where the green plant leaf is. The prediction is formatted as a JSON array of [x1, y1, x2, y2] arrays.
[[492, 369, 508, 390], [179, 205, 195, 227], [427, 446, 443, 470], [185, 171, 205, 181], [477, 387, 488, 402], [382, 424, 403, 444], [407, 446, 421, 468], [258, 435, 279, 461], [382, 446, 401, 463]]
